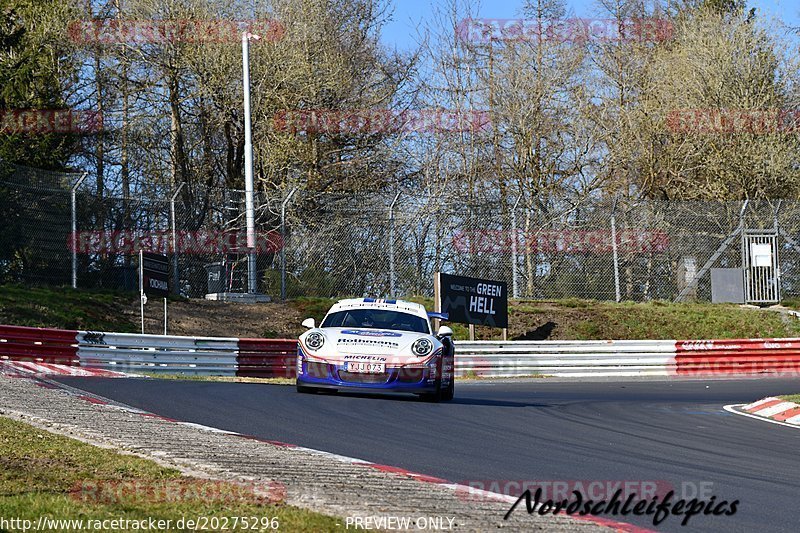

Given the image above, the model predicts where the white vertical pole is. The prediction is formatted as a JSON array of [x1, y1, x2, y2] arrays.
[[70, 172, 88, 288], [510, 195, 521, 299], [164, 298, 167, 335], [433, 272, 441, 333], [242, 32, 258, 293], [388, 192, 401, 296], [170, 182, 185, 295], [610, 199, 621, 303], [139, 249, 144, 334], [280, 187, 297, 301]]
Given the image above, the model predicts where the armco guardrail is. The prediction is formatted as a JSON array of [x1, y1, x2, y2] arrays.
[[0, 324, 79, 365], [2, 324, 800, 378], [455, 340, 676, 377], [0, 325, 295, 378], [676, 338, 800, 376], [78, 331, 241, 376], [237, 338, 297, 378]]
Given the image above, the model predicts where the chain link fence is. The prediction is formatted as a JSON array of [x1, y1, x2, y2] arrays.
[[3, 160, 799, 303]]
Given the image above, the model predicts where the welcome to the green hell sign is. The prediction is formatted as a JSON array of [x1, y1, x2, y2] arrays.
[[438, 272, 508, 328]]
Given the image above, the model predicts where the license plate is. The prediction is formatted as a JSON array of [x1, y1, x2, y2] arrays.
[[345, 362, 385, 373]]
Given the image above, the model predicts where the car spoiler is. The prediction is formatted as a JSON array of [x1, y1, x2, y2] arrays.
[[427, 311, 449, 320]]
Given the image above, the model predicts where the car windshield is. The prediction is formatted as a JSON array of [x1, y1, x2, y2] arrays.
[[321, 309, 430, 334]]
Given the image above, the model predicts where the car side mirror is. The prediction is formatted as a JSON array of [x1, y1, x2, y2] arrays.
[[437, 325, 453, 337], [302, 318, 316, 329]]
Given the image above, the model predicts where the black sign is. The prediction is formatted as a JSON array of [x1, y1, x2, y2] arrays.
[[438, 273, 508, 328], [141, 251, 169, 297]]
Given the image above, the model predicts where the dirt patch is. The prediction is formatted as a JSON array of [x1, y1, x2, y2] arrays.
[[508, 301, 599, 341], [5, 284, 796, 341], [132, 299, 305, 339]]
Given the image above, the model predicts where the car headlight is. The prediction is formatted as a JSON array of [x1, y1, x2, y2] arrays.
[[411, 338, 433, 357], [305, 332, 325, 351]]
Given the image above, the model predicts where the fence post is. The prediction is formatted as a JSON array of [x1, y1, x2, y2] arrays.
[[170, 182, 185, 295], [774, 199, 783, 302], [242, 32, 258, 294], [280, 188, 297, 301], [70, 172, 88, 289], [610, 197, 621, 303], [388, 192, 401, 296], [511, 195, 521, 299]]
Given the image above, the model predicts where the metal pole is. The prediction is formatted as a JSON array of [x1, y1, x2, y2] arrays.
[[433, 272, 441, 333], [169, 182, 185, 295], [70, 172, 88, 288], [242, 32, 259, 294], [280, 188, 297, 301], [164, 298, 167, 335], [510, 195, 521, 299], [388, 192, 401, 296], [610, 198, 621, 303], [139, 249, 144, 334], [774, 200, 782, 302]]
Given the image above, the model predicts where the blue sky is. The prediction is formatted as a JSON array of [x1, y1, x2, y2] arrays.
[[381, 0, 800, 50]]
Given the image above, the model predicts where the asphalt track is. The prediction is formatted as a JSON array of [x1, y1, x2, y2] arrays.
[[54, 376, 800, 533]]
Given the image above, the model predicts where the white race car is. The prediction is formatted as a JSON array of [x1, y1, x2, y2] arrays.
[[296, 298, 455, 401]]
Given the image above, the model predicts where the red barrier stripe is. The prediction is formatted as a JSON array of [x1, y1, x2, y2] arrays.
[[77, 395, 108, 405], [0, 324, 79, 340], [744, 399, 784, 413], [675, 338, 800, 376], [236, 339, 297, 378], [773, 407, 800, 421], [0, 324, 79, 365]]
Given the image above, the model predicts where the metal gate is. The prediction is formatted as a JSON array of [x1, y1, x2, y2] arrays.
[[742, 231, 780, 304]]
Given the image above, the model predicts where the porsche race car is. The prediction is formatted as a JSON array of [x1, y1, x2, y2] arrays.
[[296, 298, 455, 401]]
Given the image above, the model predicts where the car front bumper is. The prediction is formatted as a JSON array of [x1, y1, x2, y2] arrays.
[[296, 357, 440, 393]]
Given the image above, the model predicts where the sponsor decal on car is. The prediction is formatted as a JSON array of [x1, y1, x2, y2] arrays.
[[337, 338, 400, 348], [340, 330, 403, 337], [343, 355, 388, 362]]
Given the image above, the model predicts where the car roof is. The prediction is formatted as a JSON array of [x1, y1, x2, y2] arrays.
[[327, 298, 429, 319]]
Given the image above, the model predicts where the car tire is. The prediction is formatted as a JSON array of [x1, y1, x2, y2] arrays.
[[421, 377, 454, 402], [420, 384, 443, 402], [442, 377, 455, 401]]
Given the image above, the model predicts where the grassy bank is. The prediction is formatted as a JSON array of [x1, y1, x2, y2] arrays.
[[0, 416, 340, 531], [0, 285, 138, 332], [1, 285, 798, 341], [779, 394, 800, 403], [401, 296, 800, 341]]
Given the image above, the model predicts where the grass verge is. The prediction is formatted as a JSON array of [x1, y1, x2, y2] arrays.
[[505, 299, 800, 341], [3, 284, 799, 342], [139, 373, 295, 385], [0, 416, 341, 531], [778, 394, 800, 403], [0, 285, 138, 332]]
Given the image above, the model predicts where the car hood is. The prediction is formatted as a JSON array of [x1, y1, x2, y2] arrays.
[[299, 327, 440, 365]]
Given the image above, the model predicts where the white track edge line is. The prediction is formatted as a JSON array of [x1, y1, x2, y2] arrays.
[[723, 404, 800, 429]]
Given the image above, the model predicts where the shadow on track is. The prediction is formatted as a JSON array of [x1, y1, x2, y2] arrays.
[[313, 390, 550, 408]]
